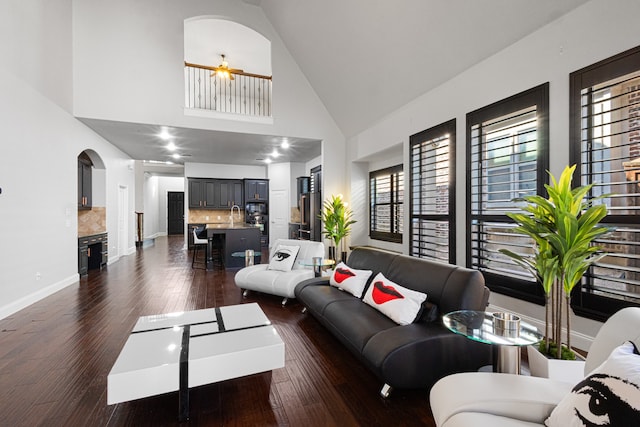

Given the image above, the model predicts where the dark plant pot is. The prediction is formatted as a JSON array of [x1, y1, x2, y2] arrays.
[[341, 251, 348, 263], [328, 246, 336, 261]]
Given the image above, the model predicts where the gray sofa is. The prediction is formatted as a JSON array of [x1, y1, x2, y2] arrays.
[[294, 246, 492, 397]]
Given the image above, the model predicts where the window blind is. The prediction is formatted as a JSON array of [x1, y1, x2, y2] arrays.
[[370, 165, 403, 243], [570, 47, 640, 317], [410, 120, 455, 263], [467, 83, 549, 303]]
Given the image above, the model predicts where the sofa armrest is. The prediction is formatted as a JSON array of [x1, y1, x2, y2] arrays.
[[294, 276, 330, 297], [362, 323, 492, 389], [430, 372, 572, 426]]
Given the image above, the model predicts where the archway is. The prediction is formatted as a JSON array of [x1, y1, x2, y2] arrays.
[[77, 149, 107, 275]]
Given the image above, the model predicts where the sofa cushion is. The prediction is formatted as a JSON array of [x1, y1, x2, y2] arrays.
[[363, 272, 427, 325], [329, 262, 373, 298], [295, 280, 355, 315], [235, 264, 315, 298], [322, 299, 397, 354], [545, 341, 640, 427]]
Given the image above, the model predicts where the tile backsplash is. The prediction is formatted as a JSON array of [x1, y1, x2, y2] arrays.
[[78, 207, 106, 237], [189, 209, 242, 224]]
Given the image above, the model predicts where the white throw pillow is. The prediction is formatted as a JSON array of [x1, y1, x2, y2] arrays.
[[267, 245, 300, 272], [545, 341, 640, 427], [362, 272, 427, 325], [329, 262, 373, 298]]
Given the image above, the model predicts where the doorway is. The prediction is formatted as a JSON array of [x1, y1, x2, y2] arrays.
[[167, 191, 184, 235]]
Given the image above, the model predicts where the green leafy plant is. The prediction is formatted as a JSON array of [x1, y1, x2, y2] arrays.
[[499, 165, 611, 359], [321, 194, 356, 256]]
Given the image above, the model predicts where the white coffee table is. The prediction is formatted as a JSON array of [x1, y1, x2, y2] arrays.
[[107, 303, 285, 421]]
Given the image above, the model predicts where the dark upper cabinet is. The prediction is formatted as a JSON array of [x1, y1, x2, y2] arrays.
[[218, 180, 243, 207], [188, 179, 205, 208], [78, 158, 92, 210], [204, 180, 217, 208], [244, 179, 269, 202], [188, 178, 243, 209]]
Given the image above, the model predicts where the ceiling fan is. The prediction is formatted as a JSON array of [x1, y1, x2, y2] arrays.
[[211, 54, 243, 80], [184, 55, 272, 81]]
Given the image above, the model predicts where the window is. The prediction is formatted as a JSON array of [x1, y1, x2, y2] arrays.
[[570, 46, 640, 321], [370, 165, 404, 243], [467, 83, 549, 303], [410, 120, 456, 263]]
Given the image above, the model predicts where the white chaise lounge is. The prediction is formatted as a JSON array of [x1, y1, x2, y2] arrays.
[[430, 307, 640, 427], [234, 239, 325, 306]]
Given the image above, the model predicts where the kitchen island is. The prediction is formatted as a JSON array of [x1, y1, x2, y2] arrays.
[[205, 224, 262, 270]]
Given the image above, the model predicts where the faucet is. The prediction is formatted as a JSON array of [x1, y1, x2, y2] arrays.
[[230, 204, 241, 227]]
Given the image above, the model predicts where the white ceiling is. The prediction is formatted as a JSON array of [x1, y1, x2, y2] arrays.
[[84, 0, 590, 170], [258, 0, 591, 138], [80, 118, 321, 166]]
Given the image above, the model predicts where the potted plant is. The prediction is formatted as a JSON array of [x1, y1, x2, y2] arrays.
[[321, 194, 356, 262], [499, 165, 610, 378]]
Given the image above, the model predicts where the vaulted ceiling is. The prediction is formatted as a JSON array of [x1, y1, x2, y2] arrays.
[[257, 0, 590, 138], [86, 0, 591, 168]]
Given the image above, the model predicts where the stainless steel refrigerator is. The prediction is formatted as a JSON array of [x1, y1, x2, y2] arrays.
[[299, 192, 321, 241]]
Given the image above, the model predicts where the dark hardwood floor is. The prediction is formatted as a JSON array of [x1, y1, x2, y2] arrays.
[[0, 236, 436, 426]]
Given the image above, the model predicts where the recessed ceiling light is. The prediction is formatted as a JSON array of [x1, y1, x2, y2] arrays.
[[166, 141, 177, 151], [172, 153, 181, 159], [159, 127, 171, 141], [271, 149, 280, 158], [264, 158, 272, 164], [281, 140, 290, 149]]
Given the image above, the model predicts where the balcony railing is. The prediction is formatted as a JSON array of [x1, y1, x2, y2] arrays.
[[184, 62, 272, 118]]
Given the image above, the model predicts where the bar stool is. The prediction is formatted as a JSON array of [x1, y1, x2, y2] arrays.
[[191, 227, 208, 269]]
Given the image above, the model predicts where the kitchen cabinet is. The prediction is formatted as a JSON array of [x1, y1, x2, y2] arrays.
[[188, 178, 242, 209], [205, 227, 261, 269], [244, 179, 269, 202], [188, 179, 217, 209], [218, 180, 243, 208], [78, 233, 107, 276], [78, 158, 92, 210]]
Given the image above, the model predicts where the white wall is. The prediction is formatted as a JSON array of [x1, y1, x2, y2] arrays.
[[346, 0, 640, 348], [143, 175, 185, 238], [0, 0, 73, 112], [143, 175, 159, 238], [0, 0, 136, 319], [157, 176, 186, 236], [72, 0, 346, 201], [185, 162, 266, 180]]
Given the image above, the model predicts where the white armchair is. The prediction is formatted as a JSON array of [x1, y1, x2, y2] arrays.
[[430, 307, 640, 427], [234, 239, 325, 306]]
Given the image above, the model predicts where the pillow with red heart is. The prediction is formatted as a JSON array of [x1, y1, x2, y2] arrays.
[[362, 272, 427, 325], [329, 262, 373, 298]]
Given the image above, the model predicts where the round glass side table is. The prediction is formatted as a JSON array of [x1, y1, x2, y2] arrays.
[[231, 250, 262, 267], [298, 258, 336, 277], [442, 310, 543, 374]]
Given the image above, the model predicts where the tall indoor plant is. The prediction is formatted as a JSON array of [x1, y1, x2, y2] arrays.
[[499, 165, 610, 360], [321, 194, 356, 261]]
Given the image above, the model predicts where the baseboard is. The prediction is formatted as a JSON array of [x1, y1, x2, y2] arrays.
[[487, 303, 595, 352], [0, 274, 79, 320]]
